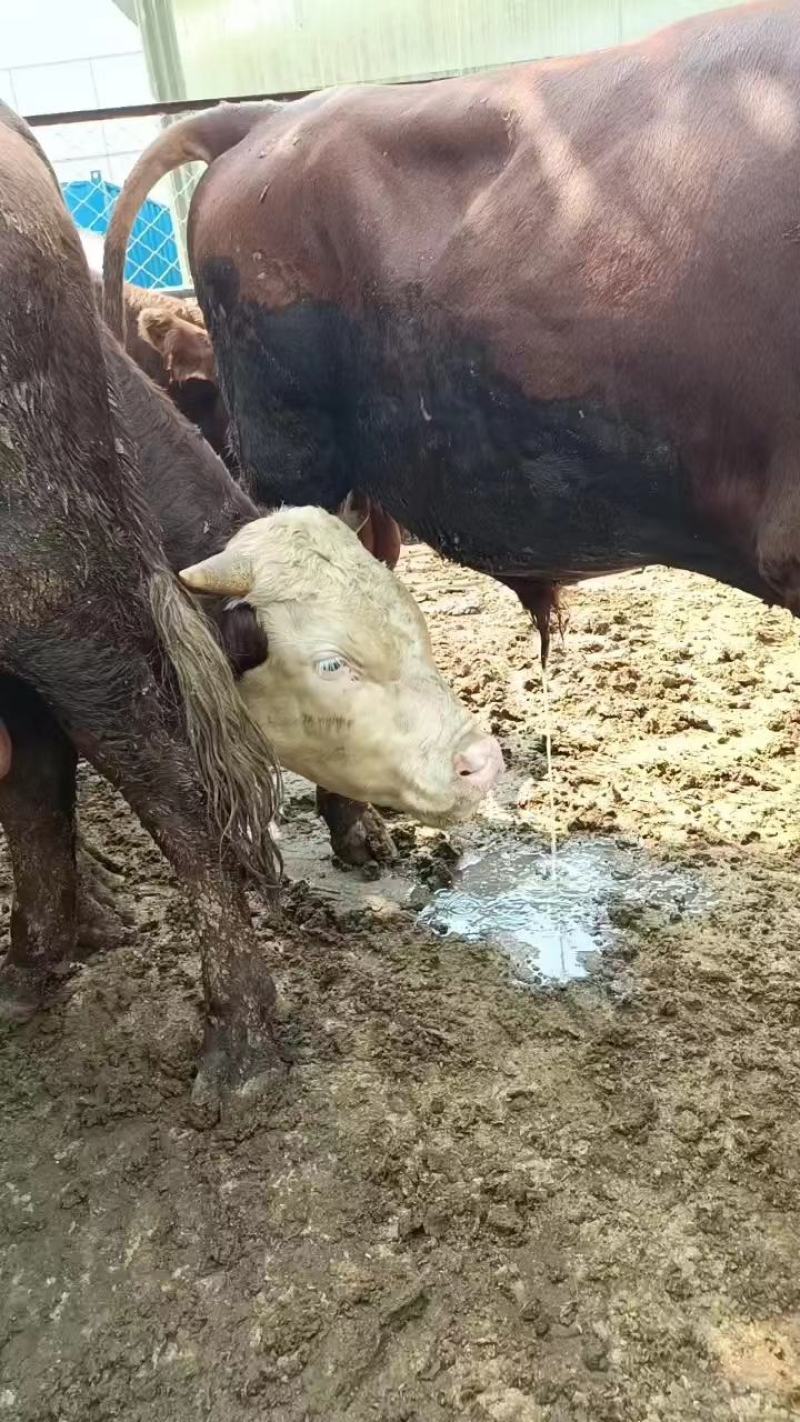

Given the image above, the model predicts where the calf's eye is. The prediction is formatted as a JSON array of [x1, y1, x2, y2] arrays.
[[315, 655, 348, 678]]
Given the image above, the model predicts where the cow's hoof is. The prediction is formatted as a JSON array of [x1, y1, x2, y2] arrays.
[[0, 962, 40, 1022], [329, 806, 397, 868], [0, 958, 72, 1023], [188, 1023, 286, 1129], [76, 896, 129, 959], [76, 839, 134, 958]]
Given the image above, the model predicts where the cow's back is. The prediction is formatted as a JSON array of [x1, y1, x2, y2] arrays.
[[0, 108, 163, 636]]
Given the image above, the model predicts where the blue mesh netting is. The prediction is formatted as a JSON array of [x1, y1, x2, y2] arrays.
[[63, 171, 182, 290]]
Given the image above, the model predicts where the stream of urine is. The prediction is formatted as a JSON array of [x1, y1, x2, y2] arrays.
[[540, 662, 566, 977]]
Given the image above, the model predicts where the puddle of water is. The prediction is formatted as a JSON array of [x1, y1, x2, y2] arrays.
[[278, 774, 716, 986], [419, 835, 715, 983]]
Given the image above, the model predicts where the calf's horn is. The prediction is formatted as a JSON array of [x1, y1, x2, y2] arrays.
[[180, 549, 253, 597]]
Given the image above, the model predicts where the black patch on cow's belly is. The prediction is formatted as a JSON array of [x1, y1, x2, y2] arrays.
[[197, 261, 757, 593]]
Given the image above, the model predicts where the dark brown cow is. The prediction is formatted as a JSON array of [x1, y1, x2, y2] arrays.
[[104, 0, 800, 653], [0, 102, 283, 1116]]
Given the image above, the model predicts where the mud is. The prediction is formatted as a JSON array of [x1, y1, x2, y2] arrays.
[[2, 550, 800, 1421]]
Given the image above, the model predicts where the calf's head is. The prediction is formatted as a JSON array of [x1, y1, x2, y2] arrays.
[[180, 508, 502, 823]]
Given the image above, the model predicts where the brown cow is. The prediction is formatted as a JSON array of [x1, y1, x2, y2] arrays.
[[104, 0, 800, 654], [0, 102, 282, 1115]]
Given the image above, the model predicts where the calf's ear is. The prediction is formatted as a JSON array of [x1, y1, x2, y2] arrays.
[[337, 489, 371, 534], [180, 549, 253, 597], [138, 308, 217, 385], [218, 603, 269, 679]]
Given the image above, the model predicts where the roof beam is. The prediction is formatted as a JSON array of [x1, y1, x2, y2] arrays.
[[111, 0, 138, 22]]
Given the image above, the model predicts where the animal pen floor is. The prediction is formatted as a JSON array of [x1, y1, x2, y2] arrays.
[[2, 548, 800, 1422]]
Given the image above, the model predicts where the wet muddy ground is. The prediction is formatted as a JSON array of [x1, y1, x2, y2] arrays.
[[3, 549, 800, 1421]]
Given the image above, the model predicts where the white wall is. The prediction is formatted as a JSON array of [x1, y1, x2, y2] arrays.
[[0, 0, 158, 188]]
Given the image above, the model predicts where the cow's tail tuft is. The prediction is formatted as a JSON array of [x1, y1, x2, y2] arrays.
[[149, 567, 282, 891], [103, 101, 276, 338]]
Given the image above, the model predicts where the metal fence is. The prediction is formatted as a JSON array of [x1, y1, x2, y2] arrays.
[[30, 107, 204, 291]]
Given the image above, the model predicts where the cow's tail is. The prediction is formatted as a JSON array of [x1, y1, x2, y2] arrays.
[[148, 566, 282, 892], [102, 101, 277, 339]]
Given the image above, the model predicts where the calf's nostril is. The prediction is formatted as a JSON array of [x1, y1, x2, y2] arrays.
[[455, 748, 486, 777], [454, 737, 503, 784]]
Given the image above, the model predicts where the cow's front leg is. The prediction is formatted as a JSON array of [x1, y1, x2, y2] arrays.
[[313, 507, 402, 869], [315, 496, 449, 871], [316, 788, 397, 867]]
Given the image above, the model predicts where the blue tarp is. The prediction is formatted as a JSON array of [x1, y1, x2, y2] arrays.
[[63, 171, 182, 290]]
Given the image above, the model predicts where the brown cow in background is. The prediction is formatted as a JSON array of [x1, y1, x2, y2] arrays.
[[89, 272, 230, 464]]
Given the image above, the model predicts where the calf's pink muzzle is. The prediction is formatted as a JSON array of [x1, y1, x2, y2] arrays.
[[454, 735, 504, 795]]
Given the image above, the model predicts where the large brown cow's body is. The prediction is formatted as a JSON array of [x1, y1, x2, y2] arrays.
[[105, 0, 800, 630]]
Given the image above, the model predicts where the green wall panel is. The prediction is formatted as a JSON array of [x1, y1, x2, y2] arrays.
[[164, 0, 750, 101]]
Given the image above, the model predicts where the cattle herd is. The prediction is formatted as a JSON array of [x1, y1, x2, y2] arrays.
[[1, 0, 798, 1114]]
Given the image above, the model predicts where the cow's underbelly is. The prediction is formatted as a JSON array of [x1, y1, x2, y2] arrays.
[[344, 316, 760, 594], [349, 379, 703, 584], [201, 276, 764, 600]]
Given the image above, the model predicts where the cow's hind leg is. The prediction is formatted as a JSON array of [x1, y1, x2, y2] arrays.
[[0, 680, 131, 1019], [755, 462, 800, 614], [52, 646, 283, 1117], [103, 752, 282, 1118], [0, 678, 78, 1018]]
